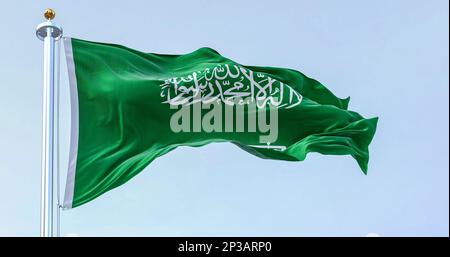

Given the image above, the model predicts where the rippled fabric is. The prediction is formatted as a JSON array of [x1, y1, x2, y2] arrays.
[[64, 37, 378, 209]]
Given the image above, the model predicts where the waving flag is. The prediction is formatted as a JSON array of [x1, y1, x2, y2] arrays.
[[63, 37, 377, 209]]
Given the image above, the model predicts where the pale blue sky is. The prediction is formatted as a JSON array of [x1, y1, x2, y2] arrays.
[[0, 0, 448, 236]]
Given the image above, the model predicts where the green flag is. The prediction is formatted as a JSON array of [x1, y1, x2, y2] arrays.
[[63, 37, 378, 209]]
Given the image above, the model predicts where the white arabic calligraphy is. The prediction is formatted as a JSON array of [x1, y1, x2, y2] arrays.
[[160, 64, 302, 109]]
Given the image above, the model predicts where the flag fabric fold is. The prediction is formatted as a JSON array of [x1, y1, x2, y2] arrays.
[[63, 37, 377, 209]]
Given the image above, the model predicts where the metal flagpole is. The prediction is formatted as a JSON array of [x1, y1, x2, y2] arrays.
[[36, 9, 63, 237]]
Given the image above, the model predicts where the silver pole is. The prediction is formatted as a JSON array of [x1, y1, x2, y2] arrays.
[[36, 9, 62, 237]]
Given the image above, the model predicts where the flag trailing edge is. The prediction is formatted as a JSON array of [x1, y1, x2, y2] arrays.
[[62, 37, 378, 209]]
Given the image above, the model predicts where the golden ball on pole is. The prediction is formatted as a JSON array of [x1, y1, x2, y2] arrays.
[[44, 8, 55, 20]]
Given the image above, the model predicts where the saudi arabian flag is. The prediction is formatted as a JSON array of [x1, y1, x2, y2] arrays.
[[63, 37, 378, 209]]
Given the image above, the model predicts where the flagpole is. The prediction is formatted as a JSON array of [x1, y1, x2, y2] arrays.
[[36, 9, 62, 237]]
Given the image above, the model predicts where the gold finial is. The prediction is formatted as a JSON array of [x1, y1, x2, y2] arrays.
[[44, 8, 55, 20]]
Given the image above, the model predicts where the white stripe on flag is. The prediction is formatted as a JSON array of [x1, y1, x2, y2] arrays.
[[62, 37, 78, 210]]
